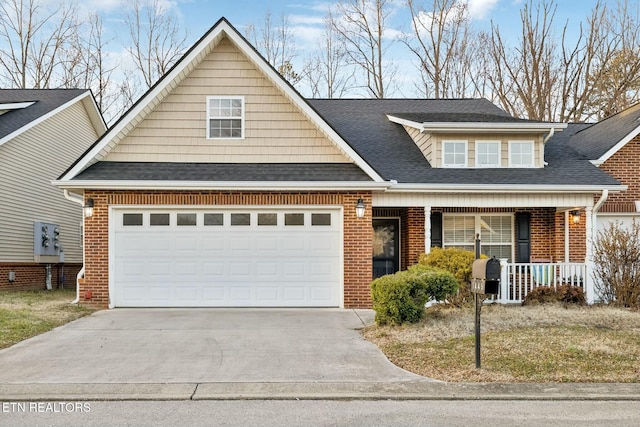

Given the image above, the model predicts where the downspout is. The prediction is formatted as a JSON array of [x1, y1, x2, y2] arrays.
[[542, 127, 555, 166], [63, 190, 84, 304]]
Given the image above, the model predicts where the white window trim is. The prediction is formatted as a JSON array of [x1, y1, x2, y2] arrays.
[[442, 140, 468, 168], [475, 140, 501, 168], [206, 96, 245, 139], [442, 213, 515, 261], [508, 140, 535, 168]]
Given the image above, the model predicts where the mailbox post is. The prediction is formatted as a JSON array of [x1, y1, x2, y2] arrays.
[[471, 235, 501, 369]]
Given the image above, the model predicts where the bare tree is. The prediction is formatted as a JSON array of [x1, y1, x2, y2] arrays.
[[329, 0, 397, 98], [245, 10, 301, 84], [124, 0, 188, 89], [304, 15, 355, 98], [0, 0, 79, 88], [584, 0, 640, 119], [403, 0, 476, 98], [484, 0, 561, 120]]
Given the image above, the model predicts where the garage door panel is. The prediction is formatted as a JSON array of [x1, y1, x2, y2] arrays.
[[113, 208, 341, 307]]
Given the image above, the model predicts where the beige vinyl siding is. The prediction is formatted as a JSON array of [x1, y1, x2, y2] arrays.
[[417, 133, 545, 168], [106, 37, 350, 163], [0, 102, 99, 263], [404, 126, 434, 165]]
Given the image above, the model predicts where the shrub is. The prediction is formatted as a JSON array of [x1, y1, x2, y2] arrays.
[[592, 220, 640, 308], [522, 285, 586, 306], [370, 265, 458, 325], [418, 247, 483, 307]]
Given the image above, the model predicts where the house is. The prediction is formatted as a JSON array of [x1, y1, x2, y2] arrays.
[[54, 18, 624, 308], [561, 103, 640, 232], [0, 89, 106, 291]]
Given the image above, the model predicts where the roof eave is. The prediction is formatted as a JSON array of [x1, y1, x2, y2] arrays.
[[386, 115, 568, 134], [386, 183, 626, 194], [52, 179, 392, 192]]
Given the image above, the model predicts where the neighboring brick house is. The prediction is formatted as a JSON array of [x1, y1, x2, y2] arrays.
[[0, 90, 106, 291], [562, 103, 640, 231], [54, 18, 623, 309]]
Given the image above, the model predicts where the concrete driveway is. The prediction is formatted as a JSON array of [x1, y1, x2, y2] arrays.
[[0, 308, 425, 384]]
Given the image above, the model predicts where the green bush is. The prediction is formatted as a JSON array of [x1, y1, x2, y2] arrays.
[[370, 265, 458, 325], [522, 285, 586, 306], [418, 247, 483, 307]]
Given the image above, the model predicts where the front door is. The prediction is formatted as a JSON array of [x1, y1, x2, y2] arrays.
[[372, 218, 400, 278]]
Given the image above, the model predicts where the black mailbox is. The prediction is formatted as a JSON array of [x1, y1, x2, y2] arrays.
[[471, 257, 501, 295]]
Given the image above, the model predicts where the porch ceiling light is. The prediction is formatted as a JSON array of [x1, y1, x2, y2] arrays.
[[355, 198, 366, 218], [570, 210, 580, 224], [83, 198, 95, 218]]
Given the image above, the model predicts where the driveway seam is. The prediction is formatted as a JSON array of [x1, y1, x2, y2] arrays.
[[190, 383, 200, 400]]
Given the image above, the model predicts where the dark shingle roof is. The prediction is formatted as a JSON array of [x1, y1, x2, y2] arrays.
[[389, 112, 530, 123], [74, 162, 373, 181], [0, 89, 88, 141], [566, 103, 640, 159], [309, 98, 620, 186]]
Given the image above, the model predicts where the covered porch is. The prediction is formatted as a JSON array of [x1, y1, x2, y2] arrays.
[[372, 191, 601, 303]]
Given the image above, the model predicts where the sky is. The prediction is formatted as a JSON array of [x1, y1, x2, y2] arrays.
[[83, 0, 602, 48], [68, 0, 605, 105]]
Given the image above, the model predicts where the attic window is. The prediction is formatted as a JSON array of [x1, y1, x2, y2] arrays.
[[509, 141, 534, 167], [442, 140, 467, 167], [207, 96, 244, 139]]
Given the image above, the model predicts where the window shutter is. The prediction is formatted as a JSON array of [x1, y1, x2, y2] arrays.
[[515, 212, 531, 263], [431, 212, 443, 248]]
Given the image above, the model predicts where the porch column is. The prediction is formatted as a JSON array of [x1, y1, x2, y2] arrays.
[[564, 210, 570, 262], [585, 206, 595, 304], [424, 206, 431, 254]]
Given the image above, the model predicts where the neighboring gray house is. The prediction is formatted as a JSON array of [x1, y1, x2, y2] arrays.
[[0, 89, 106, 290]]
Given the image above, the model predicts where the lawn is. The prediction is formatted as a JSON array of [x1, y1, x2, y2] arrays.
[[0, 289, 95, 349], [363, 303, 640, 382]]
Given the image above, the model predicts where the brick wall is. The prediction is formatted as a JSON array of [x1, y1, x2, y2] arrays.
[[82, 190, 373, 309], [0, 263, 82, 291], [599, 137, 640, 212]]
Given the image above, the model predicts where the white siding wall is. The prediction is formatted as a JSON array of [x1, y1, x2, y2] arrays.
[[373, 192, 595, 208], [105, 37, 349, 163], [0, 102, 99, 263]]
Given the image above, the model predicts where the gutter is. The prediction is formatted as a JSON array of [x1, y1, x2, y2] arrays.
[[63, 190, 84, 305], [53, 180, 393, 192], [385, 183, 626, 194]]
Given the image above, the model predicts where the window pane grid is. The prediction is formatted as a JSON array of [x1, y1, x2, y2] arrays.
[[443, 141, 467, 167], [208, 97, 243, 139], [444, 214, 513, 261], [476, 141, 500, 167], [510, 141, 533, 166]]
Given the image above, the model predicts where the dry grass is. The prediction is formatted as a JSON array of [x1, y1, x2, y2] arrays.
[[0, 289, 95, 349], [363, 303, 640, 383]]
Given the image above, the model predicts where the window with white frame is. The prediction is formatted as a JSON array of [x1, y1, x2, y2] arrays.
[[509, 141, 534, 167], [475, 140, 501, 167], [207, 96, 244, 139], [443, 214, 513, 260], [442, 140, 467, 167]]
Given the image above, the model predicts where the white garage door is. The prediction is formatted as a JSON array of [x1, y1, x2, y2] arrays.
[[111, 208, 342, 307]]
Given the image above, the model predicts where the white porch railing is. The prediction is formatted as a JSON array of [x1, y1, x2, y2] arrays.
[[490, 261, 588, 304]]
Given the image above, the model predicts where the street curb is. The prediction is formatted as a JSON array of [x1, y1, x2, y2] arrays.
[[1, 382, 640, 401]]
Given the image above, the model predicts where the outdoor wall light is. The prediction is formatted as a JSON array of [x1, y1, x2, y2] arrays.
[[83, 198, 95, 218], [570, 210, 580, 224], [355, 198, 366, 218]]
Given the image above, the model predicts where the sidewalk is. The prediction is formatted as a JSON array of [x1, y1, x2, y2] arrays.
[[1, 381, 640, 401]]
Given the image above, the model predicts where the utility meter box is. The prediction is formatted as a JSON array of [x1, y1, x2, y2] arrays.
[[471, 257, 501, 295], [34, 221, 61, 263]]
